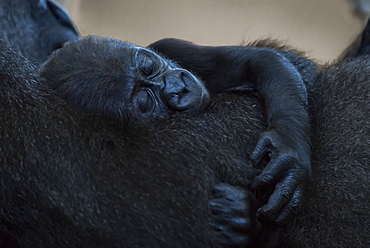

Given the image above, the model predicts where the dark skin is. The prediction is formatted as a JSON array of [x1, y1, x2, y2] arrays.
[[40, 36, 313, 226]]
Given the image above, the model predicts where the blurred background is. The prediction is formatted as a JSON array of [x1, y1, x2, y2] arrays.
[[57, 0, 369, 62]]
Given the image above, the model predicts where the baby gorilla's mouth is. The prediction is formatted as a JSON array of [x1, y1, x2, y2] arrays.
[[166, 89, 210, 116], [164, 71, 210, 115], [167, 88, 190, 111]]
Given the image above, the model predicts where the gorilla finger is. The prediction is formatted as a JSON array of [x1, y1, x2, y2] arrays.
[[250, 135, 272, 168], [229, 216, 251, 232], [212, 183, 239, 197], [256, 173, 300, 222], [274, 186, 303, 226], [210, 215, 251, 232], [212, 183, 249, 203], [209, 198, 232, 215], [210, 198, 249, 217], [215, 228, 250, 247], [251, 154, 293, 189], [209, 217, 224, 231], [224, 232, 250, 247]]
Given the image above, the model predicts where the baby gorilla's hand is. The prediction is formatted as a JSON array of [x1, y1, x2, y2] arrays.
[[209, 183, 258, 247], [250, 129, 310, 226]]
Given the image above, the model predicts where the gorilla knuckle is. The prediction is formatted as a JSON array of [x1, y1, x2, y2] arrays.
[[288, 195, 302, 212], [278, 186, 294, 201], [231, 216, 251, 230], [258, 207, 277, 221], [261, 174, 276, 185]]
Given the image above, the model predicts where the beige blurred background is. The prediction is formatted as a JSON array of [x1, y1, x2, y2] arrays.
[[57, 0, 368, 63]]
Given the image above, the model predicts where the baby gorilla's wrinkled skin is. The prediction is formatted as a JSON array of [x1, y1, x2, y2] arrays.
[[40, 36, 210, 124]]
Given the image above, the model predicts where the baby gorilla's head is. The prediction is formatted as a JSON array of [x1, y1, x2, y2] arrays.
[[40, 35, 210, 123]]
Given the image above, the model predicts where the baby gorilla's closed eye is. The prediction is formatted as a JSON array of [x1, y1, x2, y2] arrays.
[[136, 90, 155, 113], [138, 54, 159, 78], [40, 36, 210, 124]]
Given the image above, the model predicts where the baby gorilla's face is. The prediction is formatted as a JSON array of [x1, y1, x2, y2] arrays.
[[40, 36, 210, 123], [131, 46, 210, 120]]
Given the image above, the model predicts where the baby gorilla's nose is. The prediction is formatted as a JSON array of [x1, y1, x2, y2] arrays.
[[162, 70, 193, 112]]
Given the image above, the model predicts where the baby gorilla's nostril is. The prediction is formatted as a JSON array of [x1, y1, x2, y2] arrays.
[[162, 69, 206, 114], [175, 86, 189, 96], [182, 87, 189, 94], [164, 74, 186, 93], [180, 71, 193, 86], [162, 71, 190, 111]]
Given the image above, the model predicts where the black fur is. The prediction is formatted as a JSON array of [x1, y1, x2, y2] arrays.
[[149, 38, 316, 225], [0, 1, 368, 246], [41, 37, 313, 229], [1, 35, 369, 246], [0, 0, 79, 63], [150, 39, 370, 247], [0, 40, 268, 247], [279, 56, 370, 247]]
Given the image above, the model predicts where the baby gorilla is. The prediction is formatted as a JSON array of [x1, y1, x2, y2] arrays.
[[40, 36, 210, 123]]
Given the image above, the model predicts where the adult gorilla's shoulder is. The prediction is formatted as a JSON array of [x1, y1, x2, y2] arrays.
[[0, 0, 79, 62]]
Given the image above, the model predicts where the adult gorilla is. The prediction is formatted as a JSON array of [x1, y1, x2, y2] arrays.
[[0, 1, 368, 247], [0, 37, 369, 248], [0, 0, 79, 62]]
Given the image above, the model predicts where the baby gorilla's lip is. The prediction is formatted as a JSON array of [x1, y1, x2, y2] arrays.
[[167, 76, 210, 115], [163, 68, 209, 115], [184, 74, 210, 113], [198, 89, 210, 112]]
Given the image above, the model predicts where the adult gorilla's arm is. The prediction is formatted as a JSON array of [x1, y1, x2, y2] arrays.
[[149, 39, 314, 226]]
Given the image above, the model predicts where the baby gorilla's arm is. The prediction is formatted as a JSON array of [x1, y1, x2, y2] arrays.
[[149, 38, 314, 226]]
